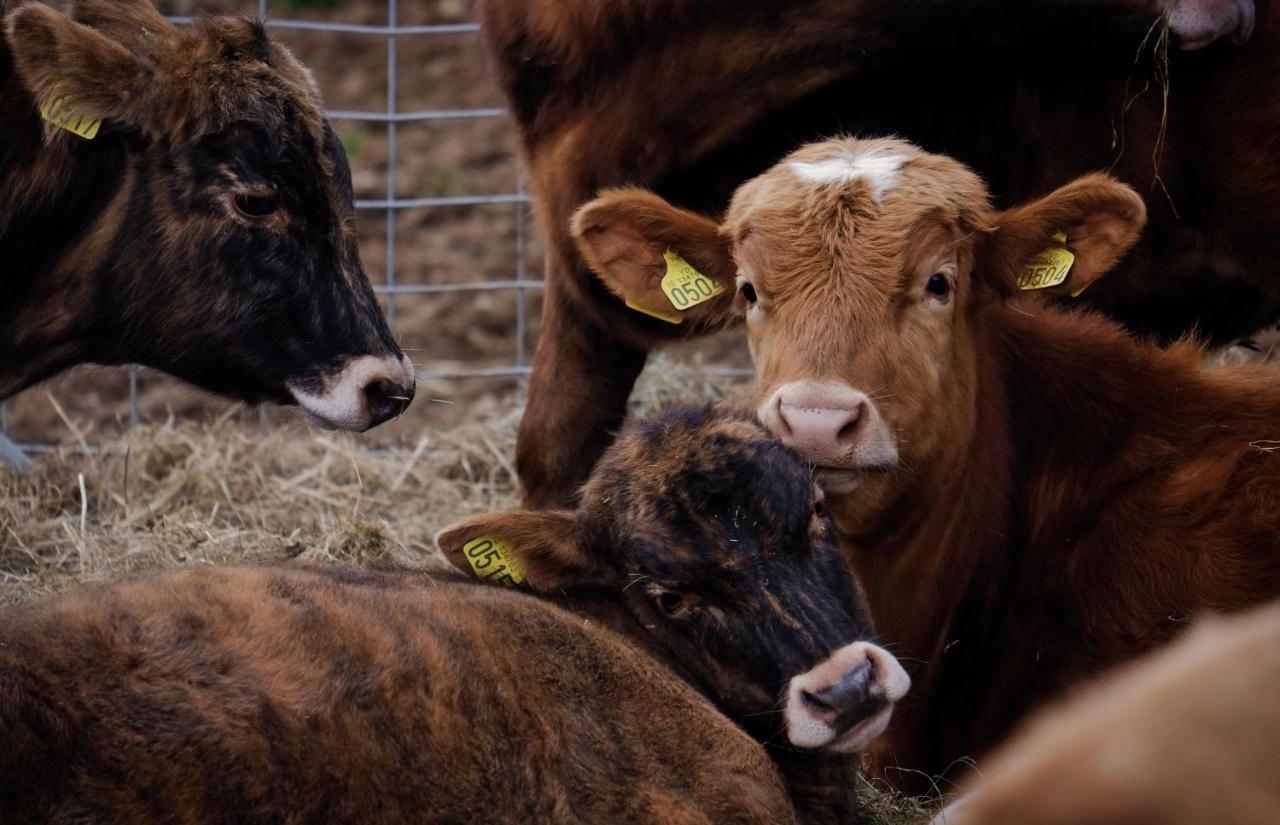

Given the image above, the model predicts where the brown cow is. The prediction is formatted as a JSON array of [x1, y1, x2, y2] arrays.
[[1, 0, 413, 430], [0, 404, 909, 824], [574, 137, 1280, 788], [932, 602, 1280, 825], [478, 0, 1277, 506]]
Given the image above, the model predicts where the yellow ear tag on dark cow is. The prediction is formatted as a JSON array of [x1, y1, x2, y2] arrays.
[[463, 536, 525, 587], [1017, 232, 1074, 291], [660, 249, 725, 311], [40, 91, 102, 140]]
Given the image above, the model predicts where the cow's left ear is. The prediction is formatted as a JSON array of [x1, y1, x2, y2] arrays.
[[5, 2, 157, 138], [572, 188, 739, 331], [435, 510, 601, 593], [984, 174, 1146, 297]]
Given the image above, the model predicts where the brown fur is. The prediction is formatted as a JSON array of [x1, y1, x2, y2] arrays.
[[0, 0, 405, 419], [480, 0, 1280, 506], [933, 602, 1280, 825], [0, 404, 905, 824], [0, 566, 789, 824], [576, 137, 1280, 789]]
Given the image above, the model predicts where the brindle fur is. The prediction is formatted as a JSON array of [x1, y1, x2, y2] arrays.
[[0, 0, 401, 406], [0, 405, 889, 824]]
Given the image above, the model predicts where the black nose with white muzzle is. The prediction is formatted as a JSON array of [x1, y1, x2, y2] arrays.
[[286, 354, 416, 431], [785, 641, 911, 753]]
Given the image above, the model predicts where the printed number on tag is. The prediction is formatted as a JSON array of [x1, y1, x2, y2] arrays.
[[40, 94, 102, 140], [463, 536, 525, 587], [1018, 232, 1074, 291], [661, 249, 724, 310]]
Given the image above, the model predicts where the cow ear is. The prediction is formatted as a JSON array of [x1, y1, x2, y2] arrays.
[[436, 510, 602, 593], [6, 2, 156, 138], [985, 174, 1146, 297], [571, 188, 739, 330]]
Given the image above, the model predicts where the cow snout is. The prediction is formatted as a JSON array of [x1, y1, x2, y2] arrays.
[[785, 641, 910, 752], [287, 354, 416, 431], [761, 381, 898, 474]]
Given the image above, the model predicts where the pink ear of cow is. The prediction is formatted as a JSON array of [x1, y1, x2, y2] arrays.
[[985, 174, 1147, 297], [571, 188, 738, 330]]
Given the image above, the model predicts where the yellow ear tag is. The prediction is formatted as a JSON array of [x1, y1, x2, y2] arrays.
[[462, 536, 525, 588], [625, 298, 683, 325], [1018, 232, 1074, 291], [660, 249, 725, 311], [39, 92, 102, 140]]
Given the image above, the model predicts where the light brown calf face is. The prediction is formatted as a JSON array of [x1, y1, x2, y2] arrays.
[[574, 138, 1145, 510]]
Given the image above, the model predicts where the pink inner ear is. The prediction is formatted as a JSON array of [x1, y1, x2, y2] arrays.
[[587, 221, 665, 268]]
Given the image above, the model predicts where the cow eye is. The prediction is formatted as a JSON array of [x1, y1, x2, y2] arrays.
[[926, 273, 951, 299], [814, 499, 828, 518], [233, 192, 279, 219], [740, 281, 758, 304], [654, 591, 687, 618]]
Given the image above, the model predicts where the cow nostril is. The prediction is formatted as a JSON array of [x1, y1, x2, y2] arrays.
[[364, 378, 413, 425], [835, 402, 865, 445], [801, 688, 838, 714]]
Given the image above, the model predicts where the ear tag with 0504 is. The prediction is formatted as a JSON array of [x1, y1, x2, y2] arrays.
[[1018, 232, 1075, 292]]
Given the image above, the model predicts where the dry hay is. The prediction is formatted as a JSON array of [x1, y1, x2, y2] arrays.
[[0, 354, 745, 605]]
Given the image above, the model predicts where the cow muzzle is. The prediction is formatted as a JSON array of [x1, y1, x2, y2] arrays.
[[760, 381, 898, 489], [287, 354, 416, 431], [785, 641, 910, 752]]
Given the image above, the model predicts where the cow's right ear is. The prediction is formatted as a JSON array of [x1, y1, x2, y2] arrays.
[[571, 188, 738, 330], [6, 2, 157, 139], [435, 510, 601, 593]]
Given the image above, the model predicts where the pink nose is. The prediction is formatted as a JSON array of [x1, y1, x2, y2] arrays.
[[768, 388, 870, 463]]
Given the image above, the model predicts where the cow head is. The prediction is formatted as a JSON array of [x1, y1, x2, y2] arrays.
[[3, 0, 412, 430], [573, 138, 1145, 518], [438, 404, 910, 753]]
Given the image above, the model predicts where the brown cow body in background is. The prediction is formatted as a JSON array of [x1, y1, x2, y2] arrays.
[[575, 138, 1280, 788], [0, 405, 909, 824], [0, 0, 413, 431], [480, 0, 1277, 506], [933, 602, 1280, 825]]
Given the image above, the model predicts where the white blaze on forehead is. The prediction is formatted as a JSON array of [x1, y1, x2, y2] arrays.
[[788, 147, 907, 202]]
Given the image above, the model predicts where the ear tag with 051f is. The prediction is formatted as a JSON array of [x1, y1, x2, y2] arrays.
[[462, 536, 525, 588]]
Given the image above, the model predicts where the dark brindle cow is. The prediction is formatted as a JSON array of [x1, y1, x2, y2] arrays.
[[1, 0, 413, 430], [479, 0, 1275, 505], [575, 137, 1280, 788], [0, 404, 909, 825]]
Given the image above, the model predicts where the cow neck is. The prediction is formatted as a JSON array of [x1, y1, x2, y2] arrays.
[[546, 586, 861, 821], [833, 316, 1014, 686], [0, 75, 133, 399]]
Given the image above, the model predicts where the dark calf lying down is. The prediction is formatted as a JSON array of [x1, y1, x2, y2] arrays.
[[0, 0, 412, 430], [933, 601, 1280, 825], [0, 405, 908, 824]]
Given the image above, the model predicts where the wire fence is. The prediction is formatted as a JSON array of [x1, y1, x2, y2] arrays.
[[0, 0, 542, 461]]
